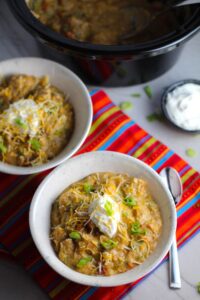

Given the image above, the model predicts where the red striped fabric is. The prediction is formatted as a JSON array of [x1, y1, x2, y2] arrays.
[[0, 90, 199, 300]]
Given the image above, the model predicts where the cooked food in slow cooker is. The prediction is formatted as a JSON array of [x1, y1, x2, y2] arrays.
[[50, 172, 162, 276], [0, 74, 74, 166], [28, 0, 171, 45]]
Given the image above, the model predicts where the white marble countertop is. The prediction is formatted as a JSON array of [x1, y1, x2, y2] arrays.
[[0, 1, 199, 299]]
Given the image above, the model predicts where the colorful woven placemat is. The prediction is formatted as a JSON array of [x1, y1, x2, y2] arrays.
[[0, 90, 199, 300]]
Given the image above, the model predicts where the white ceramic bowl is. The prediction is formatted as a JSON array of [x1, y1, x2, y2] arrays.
[[0, 57, 92, 175], [30, 151, 176, 287]]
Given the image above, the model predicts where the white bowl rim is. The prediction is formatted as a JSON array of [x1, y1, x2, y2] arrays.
[[0, 57, 93, 175], [29, 151, 177, 287]]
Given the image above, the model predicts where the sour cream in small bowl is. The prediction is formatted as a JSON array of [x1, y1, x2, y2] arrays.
[[161, 79, 200, 133]]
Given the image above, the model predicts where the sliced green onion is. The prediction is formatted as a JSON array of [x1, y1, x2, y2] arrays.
[[83, 183, 95, 194], [144, 85, 153, 99], [119, 101, 133, 111], [131, 221, 146, 235], [101, 239, 118, 250], [131, 221, 140, 231], [77, 256, 92, 268], [0, 138, 6, 154], [146, 112, 164, 122], [186, 148, 197, 158], [123, 196, 136, 207], [69, 231, 81, 240], [15, 118, 27, 129], [131, 93, 141, 98], [197, 282, 200, 294], [30, 138, 41, 151], [104, 200, 114, 216]]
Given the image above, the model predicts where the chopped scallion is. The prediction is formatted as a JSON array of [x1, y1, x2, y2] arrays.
[[77, 256, 92, 268], [69, 231, 81, 240], [101, 239, 118, 250], [104, 200, 114, 216], [15, 118, 27, 129], [144, 85, 153, 99], [0, 138, 6, 154], [146, 113, 163, 122], [30, 138, 41, 151], [83, 183, 95, 194], [197, 282, 200, 294], [131, 221, 146, 235], [186, 148, 197, 158], [131, 93, 141, 98], [123, 196, 136, 207], [119, 101, 133, 111]]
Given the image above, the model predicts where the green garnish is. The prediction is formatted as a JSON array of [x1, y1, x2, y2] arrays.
[[131, 93, 141, 98], [101, 239, 118, 250], [119, 101, 133, 111], [83, 183, 95, 194], [131, 221, 146, 235], [146, 113, 163, 122], [69, 231, 81, 240], [123, 196, 136, 207], [0, 138, 7, 154], [15, 118, 27, 129], [77, 256, 92, 268], [104, 200, 114, 216], [197, 282, 200, 294], [186, 148, 197, 158], [144, 85, 153, 99], [30, 138, 41, 151]]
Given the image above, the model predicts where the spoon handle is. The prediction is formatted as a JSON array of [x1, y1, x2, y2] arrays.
[[169, 235, 181, 289]]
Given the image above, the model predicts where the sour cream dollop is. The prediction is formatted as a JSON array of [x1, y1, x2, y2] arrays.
[[4, 99, 40, 136], [89, 194, 120, 238], [165, 83, 200, 131]]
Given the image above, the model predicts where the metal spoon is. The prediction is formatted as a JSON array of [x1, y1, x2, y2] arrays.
[[160, 167, 183, 289]]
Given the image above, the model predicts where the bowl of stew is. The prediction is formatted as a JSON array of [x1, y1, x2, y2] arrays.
[[8, 0, 200, 86], [29, 151, 176, 286], [0, 57, 92, 175]]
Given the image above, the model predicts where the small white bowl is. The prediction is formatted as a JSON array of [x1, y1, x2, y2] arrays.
[[0, 57, 92, 175], [30, 151, 176, 287]]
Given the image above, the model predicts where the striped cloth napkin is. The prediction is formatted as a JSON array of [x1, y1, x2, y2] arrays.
[[0, 90, 199, 300]]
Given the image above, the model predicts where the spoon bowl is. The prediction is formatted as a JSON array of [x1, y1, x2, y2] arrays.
[[160, 167, 183, 205], [161, 79, 200, 134], [160, 167, 183, 289]]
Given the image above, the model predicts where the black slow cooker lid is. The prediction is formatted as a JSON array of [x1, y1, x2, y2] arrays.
[[8, 0, 200, 56]]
